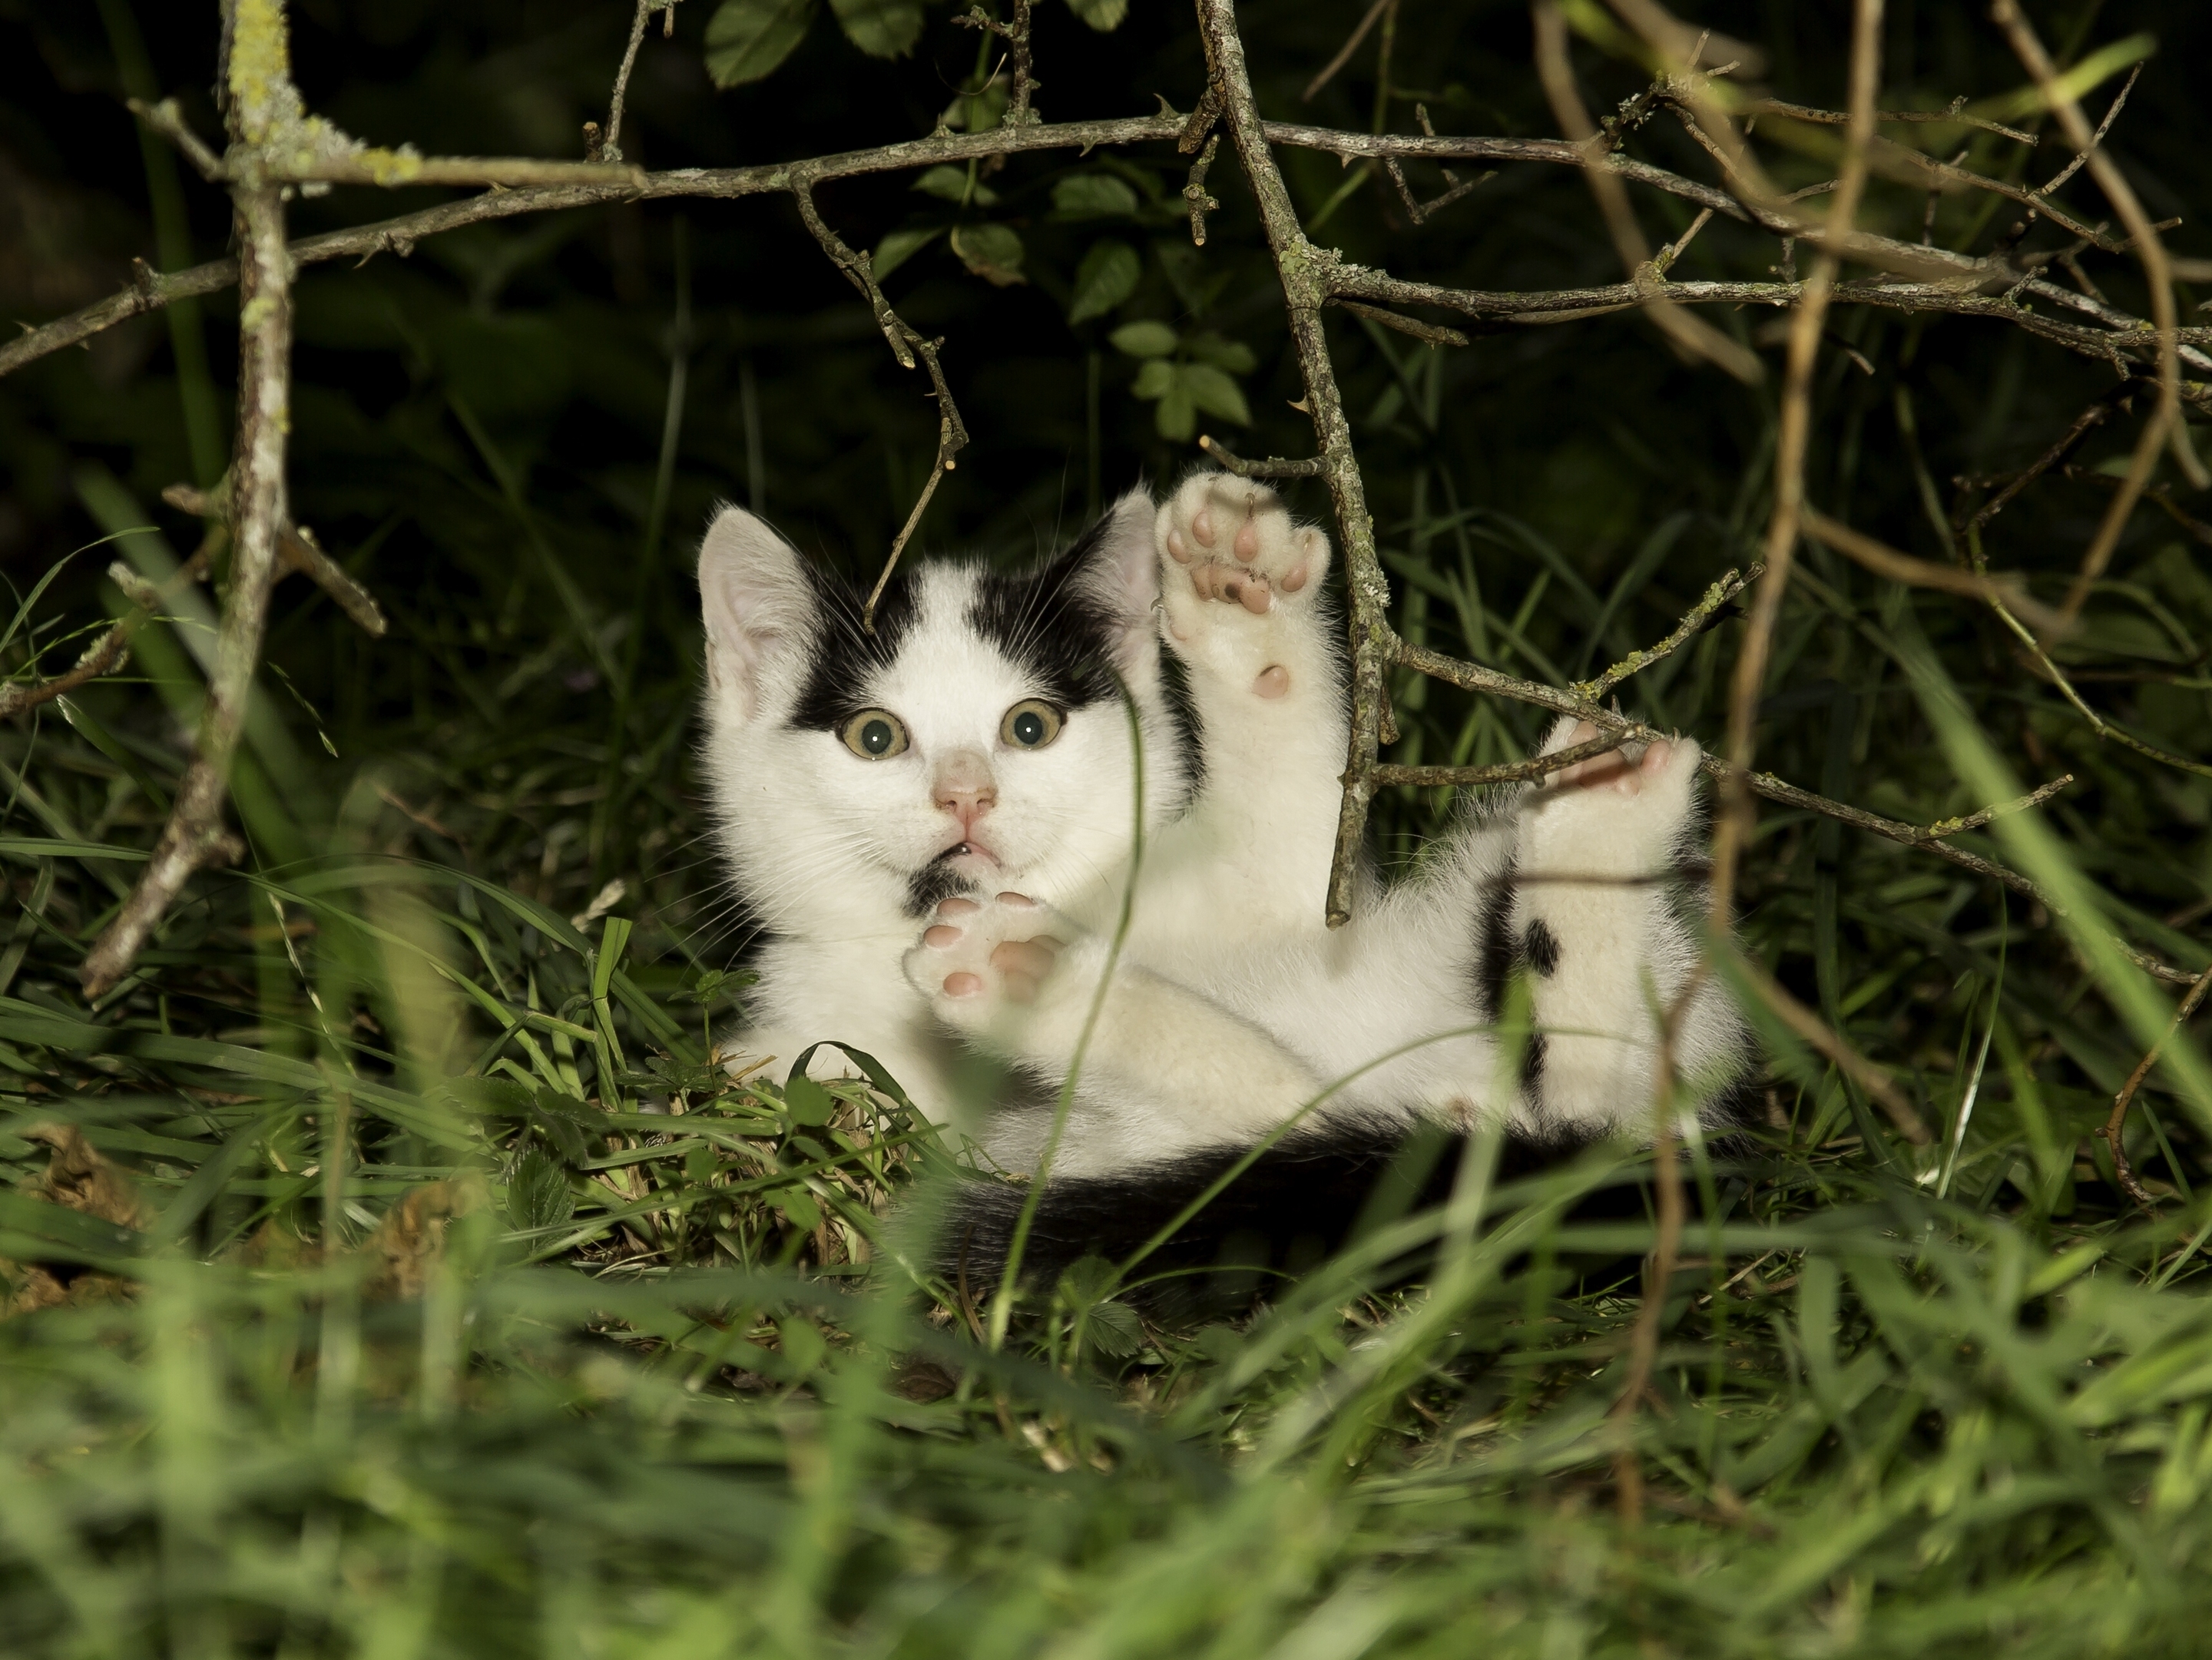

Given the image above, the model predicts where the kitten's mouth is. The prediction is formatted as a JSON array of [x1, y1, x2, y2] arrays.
[[933, 837, 1002, 872]]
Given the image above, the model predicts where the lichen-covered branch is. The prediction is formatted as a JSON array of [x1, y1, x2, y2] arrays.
[[1195, 0, 1388, 929]]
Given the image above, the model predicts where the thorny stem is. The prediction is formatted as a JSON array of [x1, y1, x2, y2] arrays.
[[1570, 565, 1757, 705], [0, 547, 214, 722], [1195, 0, 1388, 929]]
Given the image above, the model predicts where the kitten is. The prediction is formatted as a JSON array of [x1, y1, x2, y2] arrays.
[[695, 473, 1750, 1299]]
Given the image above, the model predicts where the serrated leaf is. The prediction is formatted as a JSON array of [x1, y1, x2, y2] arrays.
[[1130, 359, 1176, 399], [531, 1089, 602, 1164], [949, 223, 1027, 287], [1065, 0, 1129, 29], [704, 0, 816, 86], [1052, 174, 1141, 218], [783, 1073, 836, 1126], [1110, 320, 1177, 359], [1068, 240, 1141, 324], [827, 0, 922, 57], [1085, 1299, 1144, 1357], [1181, 363, 1251, 426], [912, 164, 995, 206], [873, 225, 942, 282], [506, 1148, 575, 1234], [1184, 332, 1257, 374]]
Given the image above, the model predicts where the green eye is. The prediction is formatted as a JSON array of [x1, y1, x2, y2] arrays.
[[840, 709, 909, 759], [1001, 699, 1064, 750]]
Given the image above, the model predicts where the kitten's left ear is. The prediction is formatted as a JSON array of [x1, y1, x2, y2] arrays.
[[697, 505, 818, 725], [1068, 486, 1161, 673]]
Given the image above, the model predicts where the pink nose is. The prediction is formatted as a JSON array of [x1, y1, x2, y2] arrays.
[[934, 780, 996, 831]]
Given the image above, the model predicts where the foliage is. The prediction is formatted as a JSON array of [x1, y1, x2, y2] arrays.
[[1, 0, 2211, 1653]]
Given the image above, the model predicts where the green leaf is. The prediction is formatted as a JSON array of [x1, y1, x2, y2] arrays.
[[1068, 240, 1141, 324], [1052, 174, 1141, 218], [872, 225, 943, 282], [949, 223, 1027, 287], [531, 1089, 604, 1165], [704, 0, 816, 86], [827, 0, 923, 58], [1130, 359, 1177, 399], [1085, 1299, 1144, 1358], [1110, 320, 1177, 359], [770, 1183, 822, 1230], [1154, 379, 1197, 441], [1065, 0, 1129, 29], [506, 1148, 575, 1234], [1181, 363, 1251, 426], [783, 1073, 836, 1126], [1184, 332, 1257, 374], [913, 164, 995, 206]]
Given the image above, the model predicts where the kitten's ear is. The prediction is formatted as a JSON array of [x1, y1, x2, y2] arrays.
[[1068, 486, 1161, 673], [697, 505, 817, 724]]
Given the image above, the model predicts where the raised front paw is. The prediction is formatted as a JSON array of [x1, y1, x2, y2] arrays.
[[1157, 472, 1330, 624], [903, 891, 1067, 1031]]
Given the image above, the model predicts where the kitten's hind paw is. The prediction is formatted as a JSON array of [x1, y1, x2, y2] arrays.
[[1157, 472, 1330, 626], [904, 892, 1067, 1032]]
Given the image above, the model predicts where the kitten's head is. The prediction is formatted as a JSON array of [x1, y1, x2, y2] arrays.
[[696, 489, 1181, 931]]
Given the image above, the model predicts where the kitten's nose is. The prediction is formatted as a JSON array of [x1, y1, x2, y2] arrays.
[[932, 750, 998, 830]]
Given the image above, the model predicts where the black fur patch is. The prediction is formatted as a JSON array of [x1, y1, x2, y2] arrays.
[[965, 521, 1128, 712], [935, 1115, 1670, 1317], [1521, 917, 1561, 977], [1471, 862, 1519, 1024], [904, 858, 975, 919], [1156, 644, 1205, 806], [786, 562, 922, 734]]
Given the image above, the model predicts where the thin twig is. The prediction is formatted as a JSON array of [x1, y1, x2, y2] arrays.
[[161, 483, 388, 637], [1569, 564, 1757, 705], [1745, 94, 2035, 147], [1329, 299, 1468, 346], [0, 548, 214, 721], [1303, 0, 1394, 102], [1184, 134, 1222, 246], [1370, 729, 1649, 789], [792, 185, 969, 630], [1710, 0, 1881, 936], [1727, 941, 1932, 1144], [1799, 507, 2063, 636], [1957, 388, 2128, 539], [1532, 2, 1763, 385], [1196, 436, 1325, 478], [1990, 3, 2207, 639], [595, 0, 678, 164], [2101, 967, 2212, 1211]]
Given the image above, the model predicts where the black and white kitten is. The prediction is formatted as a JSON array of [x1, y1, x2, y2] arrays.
[[696, 474, 1750, 1293]]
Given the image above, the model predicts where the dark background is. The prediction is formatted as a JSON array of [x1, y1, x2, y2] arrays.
[[2, 0, 2210, 1199]]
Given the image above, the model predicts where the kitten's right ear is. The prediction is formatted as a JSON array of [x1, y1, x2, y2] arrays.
[[697, 505, 817, 724]]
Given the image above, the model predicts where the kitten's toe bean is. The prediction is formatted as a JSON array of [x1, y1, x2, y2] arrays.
[[1280, 562, 1308, 594], [994, 891, 1038, 908], [989, 939, 1058, 979], [942, 972, 984, 999], [1233, 517, 1260, 561], [1640, 738, 1674, 775], [1192, 509, 1216, 547], [1238, 580, 1272, 615], [1253, 665, 1290, 699], [1167, 530, 1191, 564], [922, 923, 963, 948], [935, 896, 980, 918]]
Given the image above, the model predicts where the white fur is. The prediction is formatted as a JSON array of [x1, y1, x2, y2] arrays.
[[697, 475, 1749, 1176]]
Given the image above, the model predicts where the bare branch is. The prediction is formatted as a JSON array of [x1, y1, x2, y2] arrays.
[[1302, 0, 1394, 103], [1197, 0, 1389, 929], [0, 547, 214, 722], [161, 482, 388, 638], [1196, 436, 1324, 478], [792, 184, 969, 630], [1745, 94, 2036, 147], [596, 0, 680, 164], [1990, 1, 2210, 642], [1184, 134, 1222, 246], [1725, 941, 1933, 1145]]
